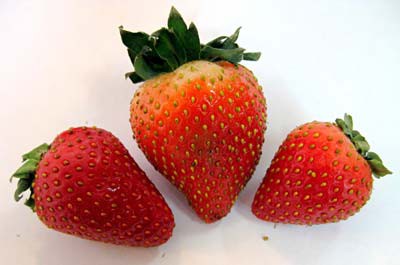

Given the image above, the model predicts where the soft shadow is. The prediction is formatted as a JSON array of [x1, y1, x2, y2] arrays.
[[0, 207, 162, 265], [37, 233, 161, 265]]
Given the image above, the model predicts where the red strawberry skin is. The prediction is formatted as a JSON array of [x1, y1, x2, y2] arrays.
[[252, 122, 373, 225], [130, 60, 267, 223], [33, 127, 174, 247]]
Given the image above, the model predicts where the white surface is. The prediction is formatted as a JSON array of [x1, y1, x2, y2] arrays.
[[0, 1, 399, 264]]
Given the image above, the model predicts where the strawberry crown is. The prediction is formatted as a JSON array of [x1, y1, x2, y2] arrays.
[[10, 143, 49, 211], [119, 7, 261, 83], [335, 114, 391, 178]]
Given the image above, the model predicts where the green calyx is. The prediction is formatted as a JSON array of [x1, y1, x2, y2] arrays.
[[10, 143, 50, 211], [335, 114, 392, 178], [119, 6, 261, 83]]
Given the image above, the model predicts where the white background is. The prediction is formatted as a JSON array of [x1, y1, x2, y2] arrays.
[[0, 1, 399, 264]]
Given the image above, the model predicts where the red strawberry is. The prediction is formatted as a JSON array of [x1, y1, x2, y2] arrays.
[[11, 127, 174, 247], [252, 114, 391, 225], [120, 8, 267, 223]]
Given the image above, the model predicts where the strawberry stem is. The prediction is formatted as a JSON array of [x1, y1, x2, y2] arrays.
[[10, 143, 49, 211], [119, 6, 261, 83], [335, 114, 391, 178]]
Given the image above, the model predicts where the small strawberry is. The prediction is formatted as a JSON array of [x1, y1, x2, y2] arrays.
[[11, 127, 174, 247], [119, 7, 267, 223], [252, 114, 391, 225]]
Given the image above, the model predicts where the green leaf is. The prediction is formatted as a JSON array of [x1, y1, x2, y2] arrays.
[[125, 71, 144, 83], [153, 28, 186, 69], [22, 143, 49, 162], [243, 52, 261, 61], [168, 6, 187, 43], [344, 113, 353, 131], [119, 7, 261, 82], [152, 29, 178, 69], [12, 160, 38, 178], [366, 152, 382, 162], [24, 196, 35, 210], [222, 27, 241, 49], [134, 46, 164, 80], [206, 36, 228, 48], [14, 178, 31, 202], [11, 143, 49, 210], [167, 7, 206, 63], [200, 45, 245, 64], [119, 27, 150, 55], [185, 23, 201, 61], [167, 8, 200, 62], [335, 113, 391, 178], [366, 152, 392, 178], [335, 118, 352, 136], [127, 48, 137, 67], [352, 131, 370, 155]]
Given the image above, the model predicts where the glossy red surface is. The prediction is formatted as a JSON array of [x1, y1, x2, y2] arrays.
[[130, 60, 267, 223], [34, 127, 174, 247], [252, 122, 373, 225]]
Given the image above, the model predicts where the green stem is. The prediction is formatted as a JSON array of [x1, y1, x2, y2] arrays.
[[335, 114, 392, 178], [10, 143, 49, 211]]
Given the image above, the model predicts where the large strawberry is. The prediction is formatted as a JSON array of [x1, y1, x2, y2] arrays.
[[11, 127, 174, 247], [252, 114, 391, 225], [119, 7, 267, 223]]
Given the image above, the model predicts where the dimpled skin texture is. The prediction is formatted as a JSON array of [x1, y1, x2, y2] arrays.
[[252, 122, 373, 225], [130, 60, 267, 223], [34, 127, 174, 247]]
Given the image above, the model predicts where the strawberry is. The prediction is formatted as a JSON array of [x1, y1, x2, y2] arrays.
[[252, 114, 391, 225], [119, 7, 267, 223], [11, 127, 174, 247]]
